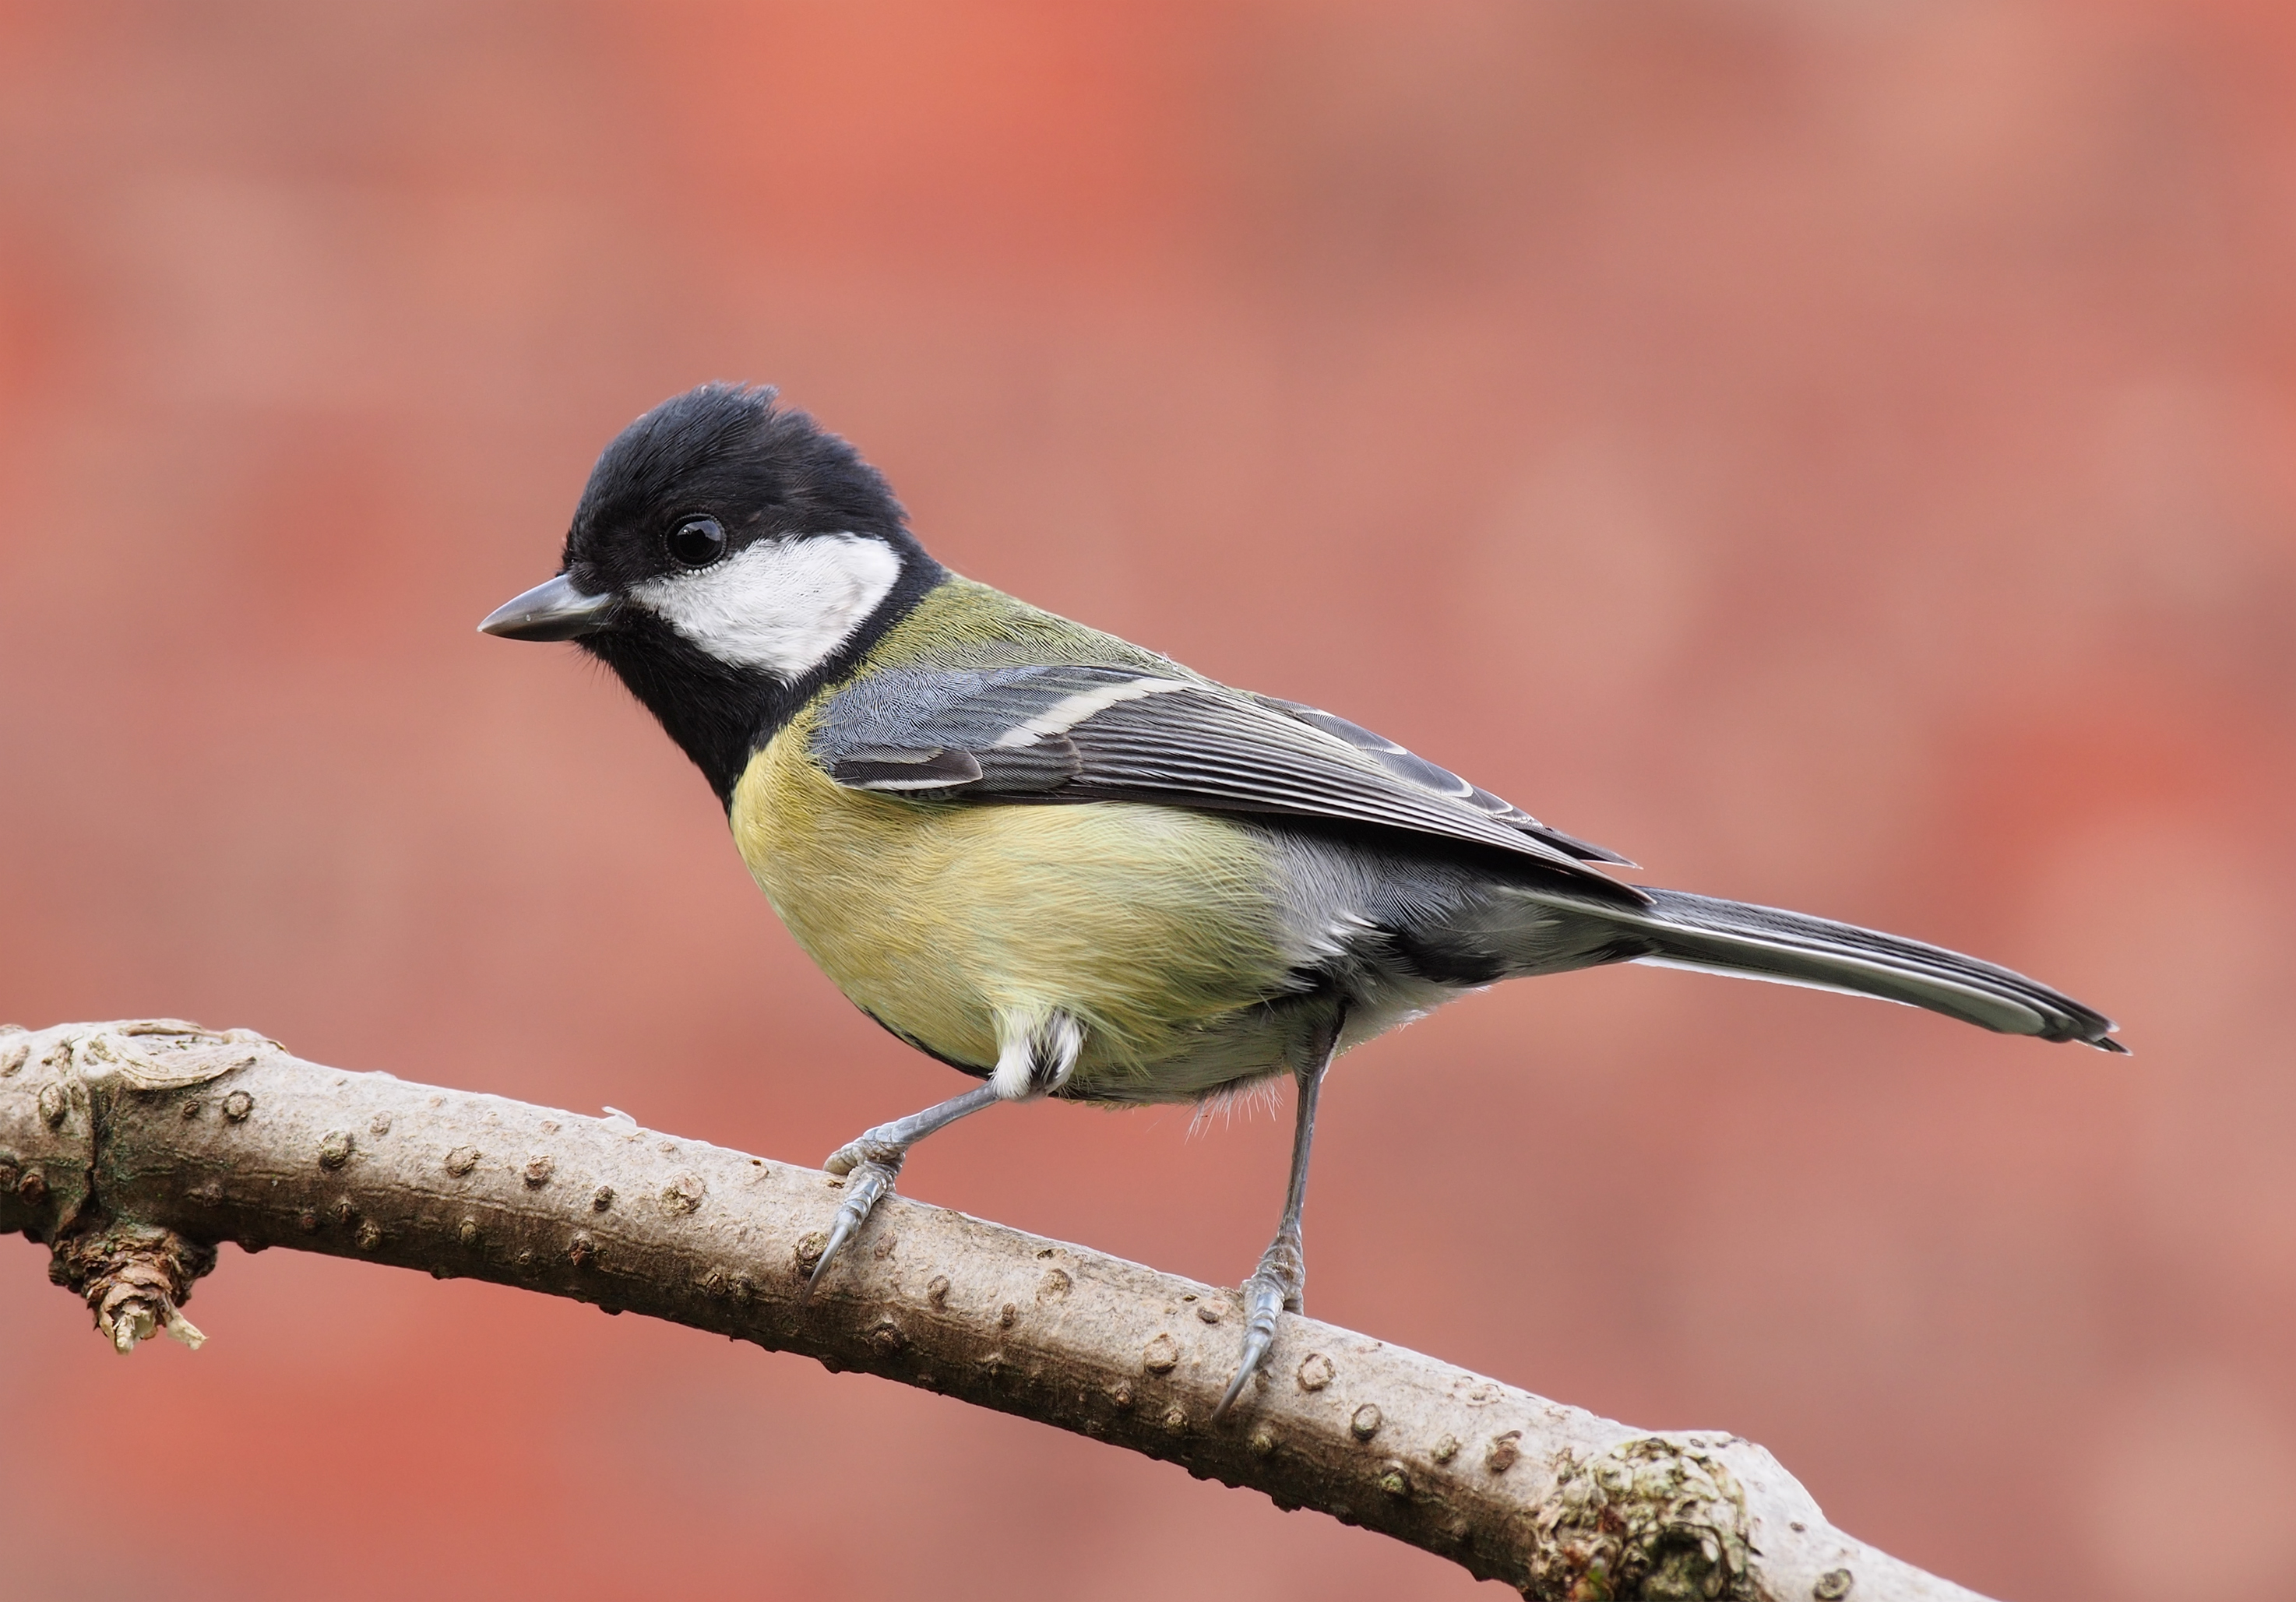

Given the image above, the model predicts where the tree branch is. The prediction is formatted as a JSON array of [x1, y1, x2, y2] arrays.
[[1, 1019, 1988, 1601]]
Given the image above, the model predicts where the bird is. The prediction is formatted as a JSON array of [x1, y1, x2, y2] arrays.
[[481, 382, 2122, 1415]]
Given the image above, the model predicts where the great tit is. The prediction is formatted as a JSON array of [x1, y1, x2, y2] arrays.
[[481, 382, 2121, 1414]]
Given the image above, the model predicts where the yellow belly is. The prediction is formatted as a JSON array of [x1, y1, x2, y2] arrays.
[[727, 717, 1298, 1097]]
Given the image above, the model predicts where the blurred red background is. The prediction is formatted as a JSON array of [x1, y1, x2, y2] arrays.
[[4, 3, 2293, 1598]]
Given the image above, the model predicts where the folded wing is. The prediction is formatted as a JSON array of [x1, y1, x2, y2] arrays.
[[813, 664, 1643, 902]]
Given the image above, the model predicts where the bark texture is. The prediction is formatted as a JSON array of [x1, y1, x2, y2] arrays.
[[1, 1019, 1991, 1601]]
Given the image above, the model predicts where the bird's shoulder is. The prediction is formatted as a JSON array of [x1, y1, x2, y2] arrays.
[[762, 574, 1182, 795], [850, 575, 1189, 681]]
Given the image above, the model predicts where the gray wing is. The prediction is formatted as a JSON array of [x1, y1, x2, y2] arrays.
[[813, 664, 1643, 895], [1245, 694, 1635, 867]]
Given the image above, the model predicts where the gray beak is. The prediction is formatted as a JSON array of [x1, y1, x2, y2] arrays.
[[478, 573, 618, 641]]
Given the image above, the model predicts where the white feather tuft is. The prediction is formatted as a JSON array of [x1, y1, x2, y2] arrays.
[[992, 1009, 1084, 1100]]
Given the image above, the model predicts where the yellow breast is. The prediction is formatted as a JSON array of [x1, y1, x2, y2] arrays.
[[727, 711, 1296, 1092]]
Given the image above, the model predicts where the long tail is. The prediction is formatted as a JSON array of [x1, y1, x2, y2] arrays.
[[1601, 886, 2124, 1051]]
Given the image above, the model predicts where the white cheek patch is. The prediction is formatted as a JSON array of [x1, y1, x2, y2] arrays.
[[630, 533, 903, 677]]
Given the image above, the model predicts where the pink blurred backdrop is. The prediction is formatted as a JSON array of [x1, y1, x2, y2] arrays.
[[3, 3, 2293, 1598]]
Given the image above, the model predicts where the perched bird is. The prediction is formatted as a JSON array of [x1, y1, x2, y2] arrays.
[[482, 383, 2121, 1414]]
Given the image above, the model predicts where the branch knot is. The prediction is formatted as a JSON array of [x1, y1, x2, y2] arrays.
[[1527, 1436, 1754, 1602]]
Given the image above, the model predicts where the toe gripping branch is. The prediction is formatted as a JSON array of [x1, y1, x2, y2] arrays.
[[1217, 1229, 1304, 1420], [803, 1084, 1002, 1293], [810, 1138, 905, 1290]]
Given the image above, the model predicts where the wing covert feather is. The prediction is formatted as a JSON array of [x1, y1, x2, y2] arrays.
[[814, 664, 1639, 894]]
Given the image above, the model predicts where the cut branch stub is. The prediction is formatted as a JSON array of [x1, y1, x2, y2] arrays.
[[48, 1216, 217, 1353]]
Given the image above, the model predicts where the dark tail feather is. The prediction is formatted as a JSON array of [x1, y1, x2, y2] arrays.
[[1614, 887, 2124, 1051]]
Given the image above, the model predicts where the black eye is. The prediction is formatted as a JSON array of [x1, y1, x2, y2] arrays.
[[667, 516, 727, 568]]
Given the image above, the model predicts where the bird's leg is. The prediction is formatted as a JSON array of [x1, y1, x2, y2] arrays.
[[1216, 1008, 1345, 1419], [810, 1083, 1000, 1290], [812, 1011, 1081, 1290]]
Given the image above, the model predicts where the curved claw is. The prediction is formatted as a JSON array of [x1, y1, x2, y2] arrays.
[[1212, 1271, 1289, 1420], [807, 1158, 896, 1293]]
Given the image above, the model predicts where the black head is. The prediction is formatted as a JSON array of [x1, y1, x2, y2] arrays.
[[481, 384, 946, 804]]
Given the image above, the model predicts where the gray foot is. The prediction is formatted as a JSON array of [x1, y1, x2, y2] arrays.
[[809, 1134, 905, 1290], [803, 1084, 1002, 1294], [1215, 1229, 1303, 1418]]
